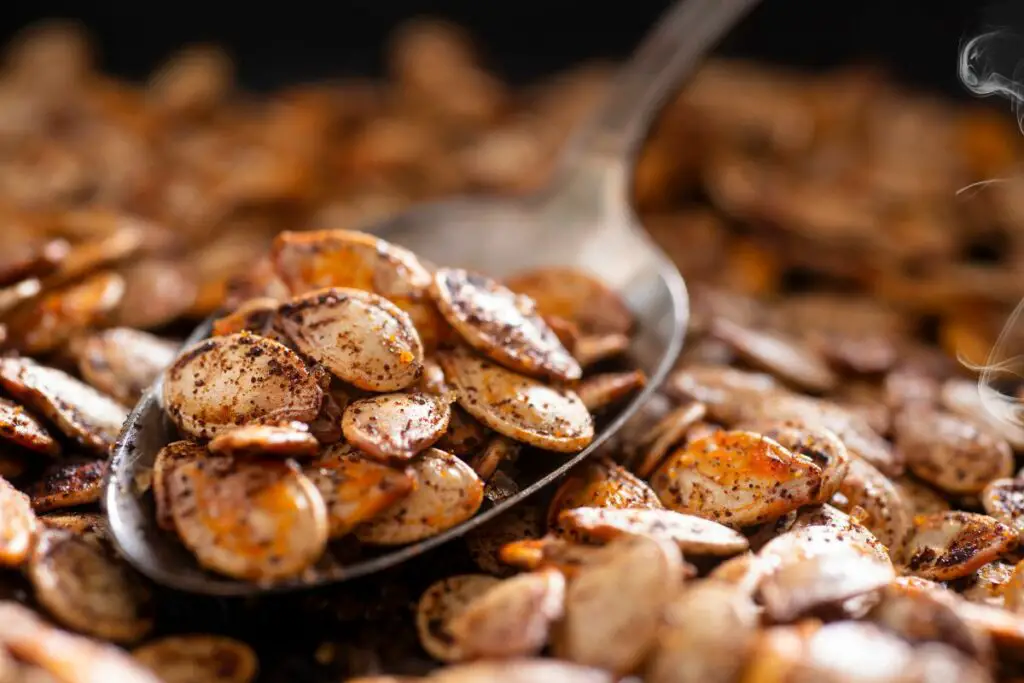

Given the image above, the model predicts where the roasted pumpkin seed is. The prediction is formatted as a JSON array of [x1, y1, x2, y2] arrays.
[[557, 507, 749, 556], [439, 345, 593, 453], [74, 327, 178, 406], [132, 635, 258, 683], [415, 574, 500, 662], [207, 422, 320, 459], [902, 512, 1017, 581], [168, 458, 328, 581], [432, 268, 581, 381], [356, 449, 483, 545], [342, 392, 452, 462], [651, 430, 823, 528], [553, 534, 682, 675], [504, 267, 633, 335], [0, 396, 59, 456], [448, 568, 565, 659], [162, 333, 322, 440], [28, 458, 106, 512], [0, 356, 128, 454], [278, 287, 424, 392], [28, 528, 153, 643], [302, 443, 416, 539], [894, 409, 1014, 495]]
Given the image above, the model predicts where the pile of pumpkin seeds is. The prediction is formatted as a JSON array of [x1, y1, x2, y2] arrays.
[[2, 15, 1024, 683], [154, 228, 642, 583]]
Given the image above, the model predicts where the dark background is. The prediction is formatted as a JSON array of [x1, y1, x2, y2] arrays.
[[0, 0, 1022, 97]]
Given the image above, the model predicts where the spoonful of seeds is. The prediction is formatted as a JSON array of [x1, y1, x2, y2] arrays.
[[104, 0, 759, 595]]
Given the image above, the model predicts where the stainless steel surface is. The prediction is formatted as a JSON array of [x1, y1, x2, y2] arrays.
[[104, 0, 759, 595]]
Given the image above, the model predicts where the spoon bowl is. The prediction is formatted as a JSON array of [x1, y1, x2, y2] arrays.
[[104, 0, 758, 595]]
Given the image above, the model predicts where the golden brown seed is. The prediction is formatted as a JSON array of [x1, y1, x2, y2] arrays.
[[894, 409, 1014, 495], [211, 297, 281, 338], [835, 457, 911, 554], [114, 258, 200, 331], [74, 327, 178, 406], [558, 506, 749, 556], [168, 459, 328, 581], [28, 528, 153, 643], [758, 544, 895, 622], [763, 504, 893, 567], [498, 535, 611, 578], [504, 266, 633, 335], [0, 396, 59, 456], [162, 333, 322, 440], [0, 601, 162, 683], [5, 271, 126, 355], [982, 478, 1024, 542], [902, 511, 1017, 581], [356, 449, 483, 545], [941, 378, 1024, 450], [651, 430, 823, 528], [416, 574, 501, 662], [665, 364, 778, 423], [0, 356, 128, 455], [647, 580, 759, 683], [342, 392, 451, 462], [133, 635, 258, 683], [743, 393, 901, 477], [0, 475, 36, 567], [40, 512, 106, 538], [207, 422, 320, 459], [270, 229, 444, 350], [576, 370, 646, 413], [448, 568, 566, 659], [28, 458, 107, 512], [302, 443, 415, 539], [278, 287, 424, 392], [739, 420, 850, 505], [554, 534, 682, 675], [547, 458, 662, 530], [432, 268, 581, 381], [709, 317, 837, 393], [439, 345, 593, 453]]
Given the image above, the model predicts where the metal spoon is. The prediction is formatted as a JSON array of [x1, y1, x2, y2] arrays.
[[104, 0, 759, 595]]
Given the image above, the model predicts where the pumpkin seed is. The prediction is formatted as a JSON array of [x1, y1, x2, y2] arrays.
[[342, 392, 452, 462], [302, 443, 416, 539], [207, 422, 320, 459], [162, 333, 322, 440], [28, 528, 153, 643], [168, 458, 328, 581], [415, 574, 500, 662], [439, 345, 592, 453], [132, 635, 258, 683], [356, 449, 483, 546], [432, 268, 581, 381], [278, 287, 424, 392], [0, 356, 128, 454]]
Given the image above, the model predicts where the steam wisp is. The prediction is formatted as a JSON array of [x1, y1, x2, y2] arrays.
[[958, 29, 1024, 440]]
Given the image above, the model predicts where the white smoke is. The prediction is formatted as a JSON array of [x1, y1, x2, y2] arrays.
[[958, 29, 1024, 439], [959, 30, 1024, 130]]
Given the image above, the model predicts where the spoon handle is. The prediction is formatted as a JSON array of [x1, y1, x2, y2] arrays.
[[558, 0, 759, 172]]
